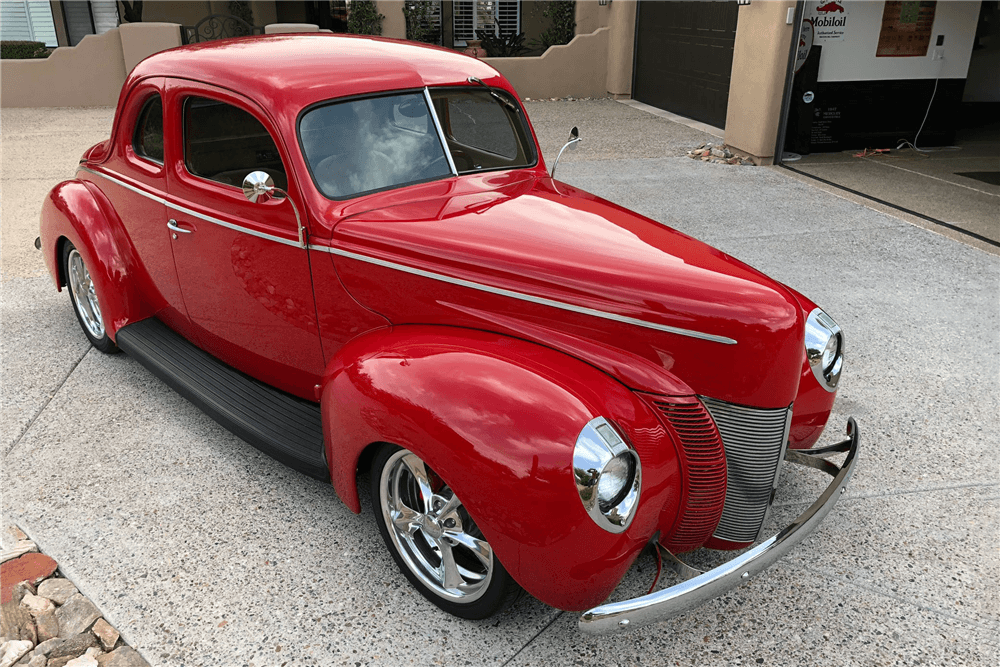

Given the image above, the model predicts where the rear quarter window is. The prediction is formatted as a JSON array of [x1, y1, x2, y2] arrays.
[[134, 95, 163, 163]]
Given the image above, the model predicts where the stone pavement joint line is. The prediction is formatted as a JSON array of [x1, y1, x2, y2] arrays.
[[802, 565, 1000, 634], [2, 349, 91, 459]]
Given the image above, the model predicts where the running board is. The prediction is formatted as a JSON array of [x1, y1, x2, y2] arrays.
[[116, 318, 328, 480]]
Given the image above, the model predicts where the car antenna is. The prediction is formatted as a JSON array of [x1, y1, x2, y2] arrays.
[[467, 77, 518, 112]]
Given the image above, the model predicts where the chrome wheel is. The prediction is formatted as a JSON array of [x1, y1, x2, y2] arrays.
[[67, 248, 104, 339], [379, 449, 494, 603]]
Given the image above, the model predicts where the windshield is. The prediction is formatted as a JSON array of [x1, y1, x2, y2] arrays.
[[300, 92, 452, 199], [300, 88, 536, 200], [429, 88, 536, 174]]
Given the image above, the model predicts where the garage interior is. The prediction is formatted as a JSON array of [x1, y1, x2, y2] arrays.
[[779, 1, 999, 247]]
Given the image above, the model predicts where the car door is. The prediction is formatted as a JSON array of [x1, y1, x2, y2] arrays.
[[87, 78, 189, 329], [162, 80, 324, 400]]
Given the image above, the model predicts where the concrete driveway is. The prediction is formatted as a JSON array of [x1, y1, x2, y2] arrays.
[[2, 101, 997, 667]]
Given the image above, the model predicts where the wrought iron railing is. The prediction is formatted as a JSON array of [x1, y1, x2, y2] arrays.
[[181, 14, 264, 44]]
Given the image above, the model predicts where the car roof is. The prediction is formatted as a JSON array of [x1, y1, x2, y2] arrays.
[[127, 33, 506, 111]]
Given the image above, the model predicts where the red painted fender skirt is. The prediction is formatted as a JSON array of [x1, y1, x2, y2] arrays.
[[39, 179, 152, 340], [322, 325, 686, 611]]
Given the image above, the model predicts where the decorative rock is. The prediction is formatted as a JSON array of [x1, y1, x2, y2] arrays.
[[9, 584, 34, 608], [0, 640, 33, 667], [54, 597, 100, 639], [46, 658, 72, 667], [31, 639, 63, 658], [47, 633, 96, 661], [21, 594, 54, 618], [34, 612, 58, 644], [27, 655, 46, 667], [88, 622, 115, 654], [0, 604, 34, 645], [35, 582, 77, 608], [94, 648, 148, 667], [0, 542, 39, 565], [1, 555, 58, 603], [63, 648, 100, 667]]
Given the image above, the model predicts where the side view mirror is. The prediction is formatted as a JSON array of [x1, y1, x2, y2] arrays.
[[550, 126, 581, 179], [242, 171, 306, 249], [242, 170, 275, 203]]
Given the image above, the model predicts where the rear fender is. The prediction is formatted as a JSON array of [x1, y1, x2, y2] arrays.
[[322, 325, 685, 611], [40, 179, 152, 339]]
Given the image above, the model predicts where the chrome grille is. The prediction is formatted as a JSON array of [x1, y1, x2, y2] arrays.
[[701, 397, 792, 544]]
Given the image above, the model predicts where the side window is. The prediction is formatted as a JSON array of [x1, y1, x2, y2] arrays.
[[183, 96, 287, 190], [134, 95, 163, 163]]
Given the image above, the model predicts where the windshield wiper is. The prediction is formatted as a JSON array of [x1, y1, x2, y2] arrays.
[[467, 77, 518, 112]]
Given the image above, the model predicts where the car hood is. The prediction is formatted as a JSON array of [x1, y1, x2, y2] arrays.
[[329, 174, 804, 407]]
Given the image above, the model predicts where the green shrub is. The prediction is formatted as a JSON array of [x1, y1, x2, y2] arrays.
[[536, 0, 575, 51], [1, 41, 50, 60], [476, 28, 527, 58], [348, 0, 384, 36], [404, 1, 440, 44]]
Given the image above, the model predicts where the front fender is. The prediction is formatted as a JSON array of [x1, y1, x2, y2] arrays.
[[322, 325, 685, 611], [40, 180, 153, 339]]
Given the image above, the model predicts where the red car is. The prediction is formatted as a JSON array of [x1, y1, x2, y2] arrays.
[[38, 35, 858, 634]]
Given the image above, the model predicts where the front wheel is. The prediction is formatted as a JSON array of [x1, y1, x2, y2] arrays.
[[63, 242, 117, 354], [371, 444, 523, 619]]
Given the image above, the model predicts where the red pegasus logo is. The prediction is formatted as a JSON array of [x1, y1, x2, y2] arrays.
[[800, 37, 806, 46], [816, 2, 845, 13]]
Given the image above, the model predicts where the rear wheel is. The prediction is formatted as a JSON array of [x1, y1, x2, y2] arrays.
[[63, 242, 117, 354], [370, 444, 522, 619]]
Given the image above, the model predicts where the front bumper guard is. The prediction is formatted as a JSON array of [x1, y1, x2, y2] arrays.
[[579, 417, 860, 634]]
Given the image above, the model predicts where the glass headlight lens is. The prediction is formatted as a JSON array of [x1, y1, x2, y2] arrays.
[[822, 334, 839, 371], [573, 417, 642, 533], [805, 308, 844, 391], [598, 453, 635, 512]]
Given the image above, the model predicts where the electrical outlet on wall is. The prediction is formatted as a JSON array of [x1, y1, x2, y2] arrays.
[[933, 48, 945, 61]]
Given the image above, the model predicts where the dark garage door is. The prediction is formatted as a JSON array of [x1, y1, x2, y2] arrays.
[[633, 1, 739, 130]]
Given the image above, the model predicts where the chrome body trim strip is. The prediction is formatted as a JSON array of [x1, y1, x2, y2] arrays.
[[79, 166, 301, 248], [80, 166, 737, 344], [424, 87, 458, 176], [579, 417, 860, 634], [309, 243, 737, 344]]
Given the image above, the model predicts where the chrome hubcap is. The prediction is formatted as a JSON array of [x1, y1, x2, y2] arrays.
[[67, 249, 104, 339], [380, 449, 494, 603]]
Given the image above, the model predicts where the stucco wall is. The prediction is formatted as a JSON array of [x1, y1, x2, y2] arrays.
[[724, 1, 797, 164], [119, 23, 183, 73], [0, 28, 127, 108], [379, 1, 408, 39], [605, 0, 636, 97], [483, 27, 610, 100]]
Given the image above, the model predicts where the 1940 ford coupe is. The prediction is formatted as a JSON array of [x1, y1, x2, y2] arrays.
[[39, 34, 859, 634]]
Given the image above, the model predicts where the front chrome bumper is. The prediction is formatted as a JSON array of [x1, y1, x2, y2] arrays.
[[579, 417, 860, 634]]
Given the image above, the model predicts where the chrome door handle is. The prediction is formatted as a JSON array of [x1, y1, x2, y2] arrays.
[[167, 219, 192, 234]]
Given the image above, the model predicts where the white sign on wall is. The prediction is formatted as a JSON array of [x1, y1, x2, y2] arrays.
[[809, 1, 850, 42]]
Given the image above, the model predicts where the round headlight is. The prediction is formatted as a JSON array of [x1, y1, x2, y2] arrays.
[[598, 453, 635, 512], [573, 417, 642, 533], [805, 308, 844, 391]]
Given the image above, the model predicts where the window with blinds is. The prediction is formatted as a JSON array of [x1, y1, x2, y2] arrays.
[[453, 0, 520, 46], [0, 0, 58, 46]]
